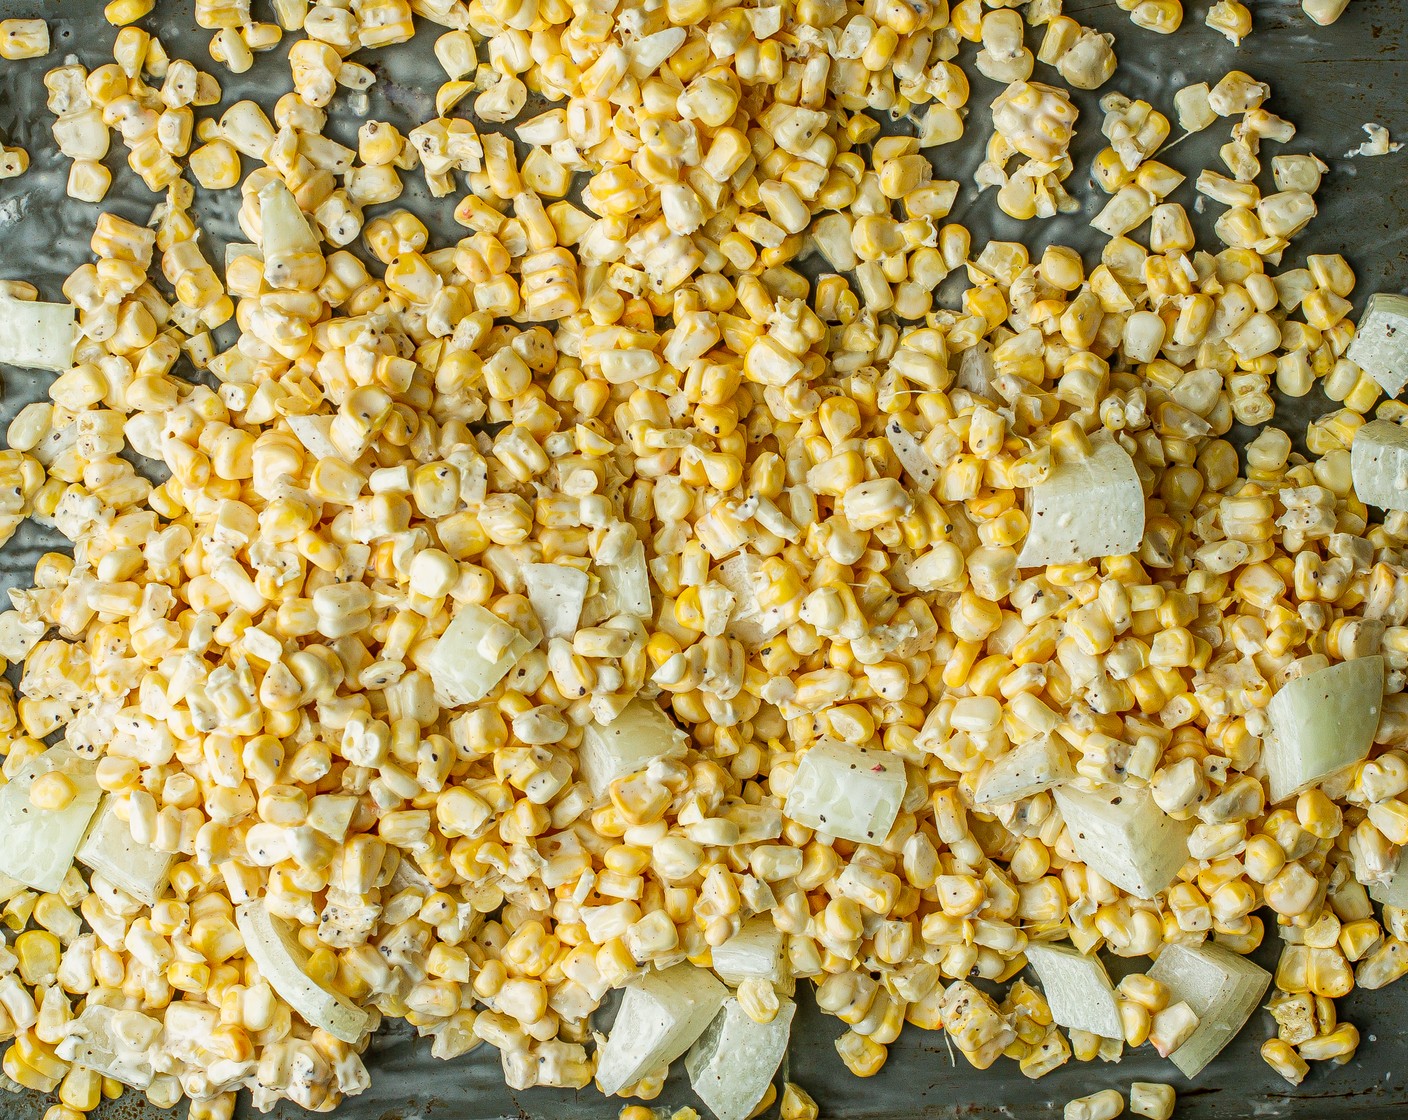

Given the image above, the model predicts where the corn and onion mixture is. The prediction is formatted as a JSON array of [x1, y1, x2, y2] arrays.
[[0, 0, 1402, 1117]]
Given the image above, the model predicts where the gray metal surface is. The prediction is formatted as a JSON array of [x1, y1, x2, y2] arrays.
[[0, 0, 1406, 1117]]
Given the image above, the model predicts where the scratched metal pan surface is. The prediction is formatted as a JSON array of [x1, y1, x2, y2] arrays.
[[1, 0, 1407, 1117]]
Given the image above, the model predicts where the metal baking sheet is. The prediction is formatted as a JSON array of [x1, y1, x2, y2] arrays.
[[1, 0, 1406, 1117]]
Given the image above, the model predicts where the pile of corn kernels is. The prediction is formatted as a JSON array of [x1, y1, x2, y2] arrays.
[[0, 0, 1404, 1118]]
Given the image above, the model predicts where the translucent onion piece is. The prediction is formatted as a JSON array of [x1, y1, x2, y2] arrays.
[[1148, 941, 1271, 1078], [1350, 419, 1408, 511], [1265, 656, 1383, 804], [77, 796, 174, 906], [686, 996, 795, 1120], [0, 298, 77, 372], [1016, 431, 1145, 567], [593, 963, 728, 1096], [1346, 293, 1408, 397], [422, 603, 531, 707], [55, 1005, 157, 1089], [0, 746, 101, 892], [578, 699, 689, 798], [1053, 781, 1190, 899], [1368, 845, 1408, 908], [599, 540, 652, 619], [235, 900, 372, 1044], [709, 916, 789, 987], [973, 736, 1073, 806], [523, 562, 589, 640], [1024, 943, 1122, 1039], [783, 740, 907, 845]]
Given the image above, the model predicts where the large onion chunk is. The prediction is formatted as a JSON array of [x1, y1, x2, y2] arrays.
[[686, 996, 795, 1120], [578, 699, 689, 799], [422, 603, 532, 706], [0, 746, 101, 892], [1264, 655, 1383, 804], [1350, 419, 1408, 511], [523, 562, 589, 639], [1148, 941, 1271, 1078], [1024, 943, 1122, 1039], [709, 916, 789, 987], [1346, 293, 1408, 396], [1053, 781, 1190, 899], [593, 963, 728, 1095], [1017, 431, 1145, 567], [0, 298, 77, 372], [783, 739, 907, 845], [77, 797, 175, 906]]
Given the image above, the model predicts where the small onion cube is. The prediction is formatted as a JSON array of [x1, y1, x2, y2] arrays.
[[594, 963, 728, 1095], [1017, 432, 1145, 567], [686, 996, 795, 1120], [784, 740, 906, 845], [1024, 942, 1122, 1040], [1265, 656, 1383, 804], [1346, 293, 1408, 396], [1148, 941, 1270, 1078], [1053, 781, 1190, 900]]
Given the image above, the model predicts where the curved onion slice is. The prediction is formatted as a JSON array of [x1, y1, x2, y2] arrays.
[[1053, 781, 1190, 899], [1148, 941, 1270, 1078], [235, 900, 371, 1044], [1265, 656, 1383, 804], [1025, 943, 1122, 1039]]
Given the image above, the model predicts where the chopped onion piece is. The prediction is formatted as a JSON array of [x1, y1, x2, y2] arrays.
[[0, 298, 77, 372], [974, 736, 1073, 806], [686, 996, 795, 1120], [884, 419, 938, 491], [523, 562, 589, 640], [1368, 844, 1408, 908], [0, 746, 101, 892], [1024, 943, 1121, 1039], [1053, 781, 1190, 899], [235, 899, 372, 1044], [716, 553, 789, 644], [578, 699, 689, 798], [599, 540, 652, 619], [784, 740, 906, 845], [1017, 432, 1145, 567], [286, 414, 339, 460], [1148, 941, 1270, 1078], [1346, 293, 1408, 397], [709, 916, 788, 987], [594, 963, 728, 1095], [77, 797, 174, 906], [56, 1004, 157, 1089], [422, 603, 531, 707], [1265, 656, 1383, 804], [1351, 419, 1408, 511]]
